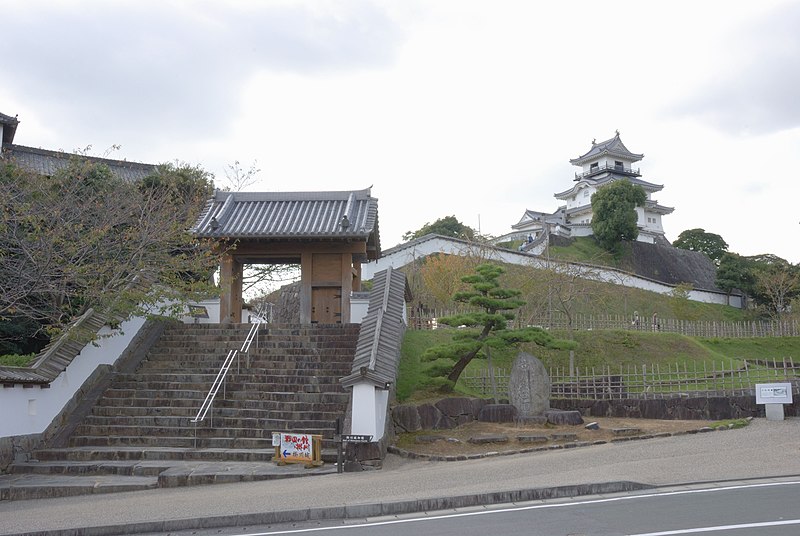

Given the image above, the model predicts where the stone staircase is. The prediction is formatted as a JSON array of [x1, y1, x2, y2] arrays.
[[2, 323, 359, 500]]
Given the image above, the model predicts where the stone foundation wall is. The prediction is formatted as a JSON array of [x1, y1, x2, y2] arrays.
[[0, 434, 41, 473], [273, 282, 300, 324], [551, 396, 800, 420], [393, 395, 799, 431], [393, 397, 492, 432]]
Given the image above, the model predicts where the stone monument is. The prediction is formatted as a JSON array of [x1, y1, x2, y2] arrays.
[[508, 352, 550, 423]]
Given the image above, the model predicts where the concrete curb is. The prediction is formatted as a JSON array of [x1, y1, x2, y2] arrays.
[[13, 481, 653, 536]]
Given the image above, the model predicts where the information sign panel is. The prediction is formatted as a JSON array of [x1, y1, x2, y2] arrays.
[[755, 383, 793, 404], [278, 433, 313, 462], [342, 434, 373, 443]]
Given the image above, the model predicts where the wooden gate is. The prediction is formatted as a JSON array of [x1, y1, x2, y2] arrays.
[[311, 287, 342, 324]]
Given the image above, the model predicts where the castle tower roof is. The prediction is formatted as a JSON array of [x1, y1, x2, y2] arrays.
[[569, 131, 643, 167]]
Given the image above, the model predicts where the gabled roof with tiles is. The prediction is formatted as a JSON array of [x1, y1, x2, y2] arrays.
[[191, 188, 380, 257]]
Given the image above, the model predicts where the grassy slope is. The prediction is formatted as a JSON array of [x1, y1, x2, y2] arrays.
[[397, 328, 800, 402]]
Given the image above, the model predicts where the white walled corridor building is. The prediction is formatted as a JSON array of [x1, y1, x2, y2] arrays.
[[512, 133, 674, 245]]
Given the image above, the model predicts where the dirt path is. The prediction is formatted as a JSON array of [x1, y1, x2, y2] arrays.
[[393, 417, 725, 457]]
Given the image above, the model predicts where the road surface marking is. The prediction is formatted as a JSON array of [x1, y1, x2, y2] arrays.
[[229, 480, 800, 535]]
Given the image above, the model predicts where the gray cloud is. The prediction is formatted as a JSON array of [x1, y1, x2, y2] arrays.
[[4, 1, 405, 145], [670, 2, 800, 135]]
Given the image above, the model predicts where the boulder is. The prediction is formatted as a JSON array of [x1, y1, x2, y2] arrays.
[[392, 404, 421, 433], [545, 409, 584, 426]]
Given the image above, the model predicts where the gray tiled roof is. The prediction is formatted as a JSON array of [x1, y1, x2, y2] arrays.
[[1, 144, 157, 182], [0, 273, 156, 385], [570, 132, 644, 166], [191, 188, 380, 250], [0, 308, 108, 385], [0, 112, 18, 125], [0, 112, 19, 144], [554, 174, 664, 198], [341, 266, 408, 388], [512, 208, 566, 230]]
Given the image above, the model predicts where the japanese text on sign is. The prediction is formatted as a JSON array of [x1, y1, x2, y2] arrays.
[[755, 383, 793, 404], [280, 433, 313, 461]]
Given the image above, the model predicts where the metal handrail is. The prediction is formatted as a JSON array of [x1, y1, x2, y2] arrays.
[[191, 317, 263, 428], [191, 349, 238, 425]]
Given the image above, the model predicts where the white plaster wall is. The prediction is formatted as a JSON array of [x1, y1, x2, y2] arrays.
[[363, 237, 738, 307], [349, 382, 388, 441], [1, 316, 147, 439], [350, 296, 369, 324]]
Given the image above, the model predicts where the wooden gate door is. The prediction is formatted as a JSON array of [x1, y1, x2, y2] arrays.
[[311, 287, 342, 324]]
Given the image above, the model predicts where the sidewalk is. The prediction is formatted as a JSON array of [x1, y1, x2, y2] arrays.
[[1, 418, 798, 536]]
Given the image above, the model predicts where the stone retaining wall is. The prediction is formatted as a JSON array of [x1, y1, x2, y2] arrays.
[[393, 397, 491, 432], [393, 395, 800, 432], [551, 396, 800, 420]]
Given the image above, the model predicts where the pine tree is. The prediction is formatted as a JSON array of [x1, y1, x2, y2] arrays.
[[421, 263, 574, 391]]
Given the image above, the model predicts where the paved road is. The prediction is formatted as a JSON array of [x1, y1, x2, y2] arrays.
[[1, 418, 799, 536], [179, 479, 800, 536]]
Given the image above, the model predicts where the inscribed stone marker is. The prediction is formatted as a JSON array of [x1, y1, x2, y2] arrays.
[[508, 352, 550, 417]]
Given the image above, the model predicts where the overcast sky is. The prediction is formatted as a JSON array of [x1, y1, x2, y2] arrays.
[[2, 0, 799, 263]]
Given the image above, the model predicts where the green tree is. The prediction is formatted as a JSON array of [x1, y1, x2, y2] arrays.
[[716, 253, 756, 302], [745, 255, 800, 317], [590, 181, 647, 253], [421, 263, 575, 391], [0, 158, 217, 346], [403, 215, 475, 242], [673, 228, 729, 265]]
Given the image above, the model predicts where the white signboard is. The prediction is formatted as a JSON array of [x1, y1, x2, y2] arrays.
[[755, 383, 793, 405], [278, 433, 313, 462]]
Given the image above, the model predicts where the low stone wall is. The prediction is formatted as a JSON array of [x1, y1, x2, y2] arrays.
[[393, 397, 492, 432], [0, 434, 41, 473], [393, 395, 799, 431], [551, 396, 800, 420]]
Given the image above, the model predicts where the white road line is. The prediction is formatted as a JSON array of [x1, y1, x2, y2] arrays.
[[629, 518, 800, 535], [228, 480, 800, 536]]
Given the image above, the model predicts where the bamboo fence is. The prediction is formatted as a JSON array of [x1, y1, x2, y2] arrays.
[[408, 311, 800, 338], [462, 358, 800, 400]]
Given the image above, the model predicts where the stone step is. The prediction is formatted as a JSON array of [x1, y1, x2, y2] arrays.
[[143, 349, 355, 357], [68, 435, 274, 449], [0, 473, 158, 500], [100, 388, 207, 400], [109, 380, 349, 393], [66, 435, 339, 451], [154, 333, 359, 344], [136, 366, 354, 376], [120, 365, 354, 380], [10, 460, 169, 477], [112, 373, 350, 387], [32, 446, 277, 463], [2, 322, 361, 500], [73, 421, 337, 439], [81, 411, 343, 428], [91, 401, 347, 418], [140, 357, 356, 369], [94, 391, 349, 407], [0, 460, 337, 500], [98, 385, 345, 403]]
